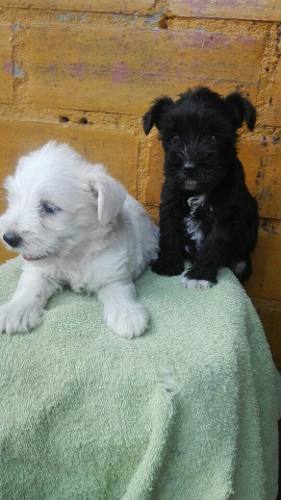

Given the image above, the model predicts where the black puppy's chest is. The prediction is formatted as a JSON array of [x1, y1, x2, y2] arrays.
[[183, 194, 213, 254]]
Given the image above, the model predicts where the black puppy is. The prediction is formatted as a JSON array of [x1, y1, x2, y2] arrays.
[[143, 87, 259, 289]]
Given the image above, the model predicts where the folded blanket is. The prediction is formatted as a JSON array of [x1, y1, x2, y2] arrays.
[[0, 258, 280, 500]]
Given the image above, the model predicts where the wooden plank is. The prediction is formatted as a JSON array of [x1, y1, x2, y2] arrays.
[[240, 136, 281, 220], [264, 54, 281, 127], [28, 25, 265, 114], [0, 0, 155, 13], [0, 25, 13, 104], [166, 0, 281, 22], [253, 297, 281, 369], [246, 220, 281, 302]]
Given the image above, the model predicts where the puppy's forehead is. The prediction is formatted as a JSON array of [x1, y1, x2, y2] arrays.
[[178, 87, 225, 109], [6, 160, 85, 208], [10, 163, 69, 191], [172, 89, 228, 123], [166, 105, 226, 134], [16, 155, 72, 180]]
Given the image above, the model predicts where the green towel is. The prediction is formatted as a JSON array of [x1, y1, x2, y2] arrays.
[[0, 258, 280, 500]]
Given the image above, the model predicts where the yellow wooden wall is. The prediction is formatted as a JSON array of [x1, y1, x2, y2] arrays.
[[0, 1, 280, 365]]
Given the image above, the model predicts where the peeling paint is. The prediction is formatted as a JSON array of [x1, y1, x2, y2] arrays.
[[3, 61, 25, 78], [179, 29, 257, 50], [13, 64, 25, 78], [11, 23, 22, 33], [57, 12, 75, 22], [3, 61, 12, 74], [144, 9, 165, 26], [68, 62, 86, 79], [166, 0, 281, 21], [57, 12, 89, 22], [111, 61, 129, 84]]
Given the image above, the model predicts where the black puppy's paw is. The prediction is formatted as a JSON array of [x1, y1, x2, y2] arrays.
[[182, 270, 216, 290], [151, 258, 184, 276]]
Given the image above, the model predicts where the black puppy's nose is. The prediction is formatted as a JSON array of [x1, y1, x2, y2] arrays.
[[183, 161, 195, 173], [3, 231, 22, 248]]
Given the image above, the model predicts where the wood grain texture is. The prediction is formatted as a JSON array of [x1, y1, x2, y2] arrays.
[[0, 26, 13, 104], [0, 0, 155, 13], [246, 220, 281, 302], [166, 0, 281, 21], [264, 46, 281, 127], [253, 298, 281, 368], [29, 25, 264, 114]]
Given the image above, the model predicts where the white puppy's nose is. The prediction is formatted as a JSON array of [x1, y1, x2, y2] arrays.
[[3, 231, 22, 248]]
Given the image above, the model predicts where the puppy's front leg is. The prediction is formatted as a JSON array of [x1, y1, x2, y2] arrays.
[[98, 281, 148, 338], [151, 182, 185, 276], [0, 267, 59, 334], [182, 233, 221, 290]]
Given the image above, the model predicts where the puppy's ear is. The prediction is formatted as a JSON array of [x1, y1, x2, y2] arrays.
[[224, 92, 256, 131], [143, 97, 174, 135], [90, 170, 127, 225]]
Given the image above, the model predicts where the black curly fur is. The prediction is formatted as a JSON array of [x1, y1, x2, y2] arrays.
[[143, 87, 259, 284]]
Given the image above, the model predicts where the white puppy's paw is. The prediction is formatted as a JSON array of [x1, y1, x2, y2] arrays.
[[181, 276, 213, 290], [106, 303, 149, 339], [0, 301, 43, 334]]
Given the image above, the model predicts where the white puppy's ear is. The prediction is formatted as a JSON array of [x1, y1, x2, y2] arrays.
[[90, 170, 127, 225]]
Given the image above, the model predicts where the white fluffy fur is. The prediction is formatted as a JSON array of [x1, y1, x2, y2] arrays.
[[0, 141, 159, 338]]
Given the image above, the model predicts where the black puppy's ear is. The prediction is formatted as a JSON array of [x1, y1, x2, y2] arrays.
[[224, 92, 256, 131], [143, 97, 174, 135]]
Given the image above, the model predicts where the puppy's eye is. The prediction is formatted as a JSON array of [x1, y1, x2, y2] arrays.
[[170, 135, 180, 144], [39, 201, 60, 216], [211, 135, 217, 142]]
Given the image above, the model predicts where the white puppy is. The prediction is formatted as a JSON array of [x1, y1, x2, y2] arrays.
[[0, 141, 159, 338]]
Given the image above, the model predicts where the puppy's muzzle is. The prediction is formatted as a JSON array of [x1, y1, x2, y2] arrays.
[[3, 231, 22, 248], [183, 161, 195, 173]]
